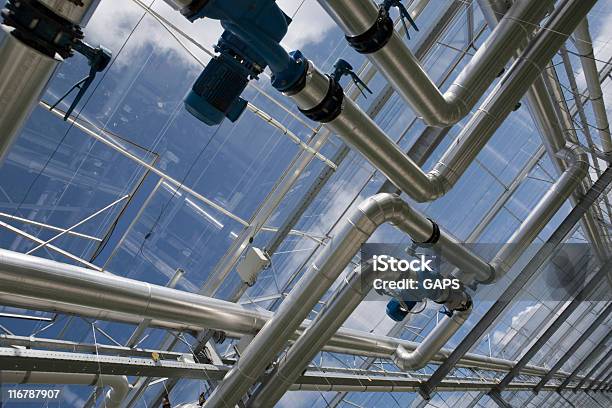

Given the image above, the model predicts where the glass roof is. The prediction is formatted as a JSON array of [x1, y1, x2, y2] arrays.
[[0, 0, 610, 407]]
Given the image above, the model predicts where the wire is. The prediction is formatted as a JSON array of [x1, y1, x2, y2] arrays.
[[10, 0, 157, 220], [137, 124, 220, 264]]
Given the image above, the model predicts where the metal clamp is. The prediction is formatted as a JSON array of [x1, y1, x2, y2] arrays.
[[298, 76, 344, 123], [345, 4, 394, 54], [2, 0, 82, 58]]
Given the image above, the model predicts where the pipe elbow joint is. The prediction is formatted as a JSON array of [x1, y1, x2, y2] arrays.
[[355, 193, 403, 227], [425, 170, 451, 200], [392, 344, 427, 371], [102, 375, 131, 408], [559, 143, 589, 177]]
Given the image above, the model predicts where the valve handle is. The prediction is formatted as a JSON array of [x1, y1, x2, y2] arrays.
[[383, 0, 419, 39], [50, 41, 111, 120], [331, 59, 373, 99]]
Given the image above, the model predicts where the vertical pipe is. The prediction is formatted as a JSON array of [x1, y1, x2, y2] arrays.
[[0, 0, 100, 162], [574, 19, 612, 154]]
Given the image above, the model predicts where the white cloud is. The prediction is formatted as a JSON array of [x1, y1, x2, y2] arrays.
[[492, 304, 539, 347], [84, 0, 336, 68]]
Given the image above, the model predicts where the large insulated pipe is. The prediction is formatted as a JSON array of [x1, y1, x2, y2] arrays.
[[0, 371, 130, 408], [0, 249, 570, 380], [200, 193, 489, 408], [248, 261, 471, 407], [246, 146, 587, 407], [317, 0, 553, 127], [287, 0, 592, 203], [0, 0, 100, 162], [478, 0, 611, 264], [574, 18, 612, 155]]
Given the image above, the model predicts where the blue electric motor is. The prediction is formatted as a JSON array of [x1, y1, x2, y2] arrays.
[[185, 30, 264, 126], [386, 298, 417, 322], [181, 0, 306, 126]]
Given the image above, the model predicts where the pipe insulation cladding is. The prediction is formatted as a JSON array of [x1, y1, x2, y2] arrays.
[[317, 0, 554, 127], [286, 0, 593, 204], [0, 0, 101, 162]]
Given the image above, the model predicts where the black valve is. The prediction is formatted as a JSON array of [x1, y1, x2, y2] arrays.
[[382, 0, 419, 39], [331, 59, 372, 99]]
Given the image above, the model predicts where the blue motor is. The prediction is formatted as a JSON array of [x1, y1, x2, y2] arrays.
[[386, 298, 417, 322], [185, 30, 264, 126], [180, 0, 307, 126]]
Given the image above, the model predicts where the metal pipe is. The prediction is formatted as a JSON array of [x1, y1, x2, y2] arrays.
[[486, 145, 589, 281], [247, 145, 587, 407], [287, 0, 589, 203], [0, 370, 129, 408], [0, 249, 569, 380], [317, 0, 552, 127], [0, 0, 100, 162], [479, 0, 611, 267], [201, 193, 488, 408], [248, 258, 471, 407], [574, 18, 612, 154], [392, 306, 471, 371], [421, 164, 612, 398]]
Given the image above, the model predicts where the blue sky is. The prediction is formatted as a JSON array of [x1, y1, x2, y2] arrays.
[[0, 0, 611, 407]]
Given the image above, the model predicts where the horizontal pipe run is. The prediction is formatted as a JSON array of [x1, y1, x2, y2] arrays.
[[0, 370, 129, 408], [289, 0, 590, 204], [0, 249, 571, 380], [318, 0, 553, 127]]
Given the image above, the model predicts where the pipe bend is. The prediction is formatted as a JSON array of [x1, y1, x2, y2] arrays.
[[557, 143, 589, 177], [100, 375, 131, 408], [354, 193, 403, 228], [393, 305, 472, 371]]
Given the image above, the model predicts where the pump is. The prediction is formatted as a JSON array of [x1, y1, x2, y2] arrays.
[[175, 0, 307, 125]]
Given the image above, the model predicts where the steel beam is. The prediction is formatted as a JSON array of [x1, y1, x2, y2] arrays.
[[492, 258, 612, 392], [534, 303, 612, 392], [558, 336, 611, 391], [419, 165, 612, 399], [0, 346, 577, 394], [489, 390, 513, 408], [570, 342, 611, 391]]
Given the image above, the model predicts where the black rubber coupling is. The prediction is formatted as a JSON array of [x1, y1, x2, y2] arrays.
[[345, 5, 394, 54]]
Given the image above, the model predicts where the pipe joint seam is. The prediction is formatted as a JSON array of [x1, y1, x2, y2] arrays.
[[415, 218, 440, 244], [345, 5, 394, 54], [298, 75, 344, 123]]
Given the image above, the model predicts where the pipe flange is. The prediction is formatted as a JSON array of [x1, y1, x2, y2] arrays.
[[2, 0, 83, 58], [298, 76, 344, 123], [345, 5, 394, 54], [419, 218, 440, 244]]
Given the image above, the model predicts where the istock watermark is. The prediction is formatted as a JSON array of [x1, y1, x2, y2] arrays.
[[360, 243, 609, 303]]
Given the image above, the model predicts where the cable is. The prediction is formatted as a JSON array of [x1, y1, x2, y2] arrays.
[[137, 124, 220, 264], [10, 0, 157, 220]]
